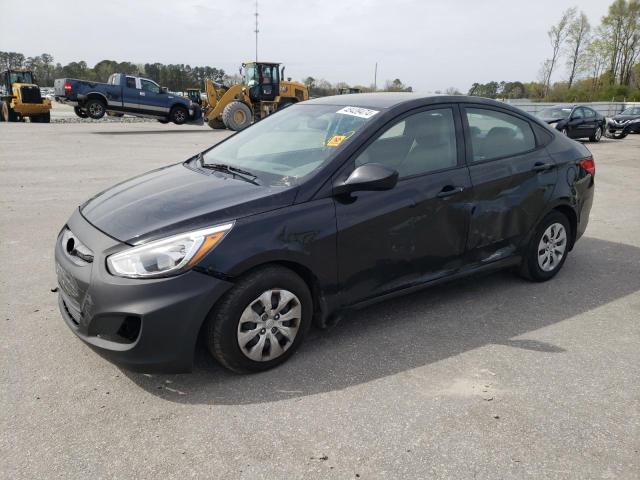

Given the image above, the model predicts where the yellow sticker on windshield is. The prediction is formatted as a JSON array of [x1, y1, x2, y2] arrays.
[[326, 135, 347, 147]]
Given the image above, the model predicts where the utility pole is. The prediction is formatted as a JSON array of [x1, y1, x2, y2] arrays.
[[374, 62, 378, 91], [254, 0, 259, 63]]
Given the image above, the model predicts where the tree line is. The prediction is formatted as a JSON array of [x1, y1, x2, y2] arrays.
[[0, 51, 225, 91], [464, 0, 640, 102]]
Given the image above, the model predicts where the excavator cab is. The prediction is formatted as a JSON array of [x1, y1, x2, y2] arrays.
[[185, 88, 202, 106], [243, 62, 280, 102]]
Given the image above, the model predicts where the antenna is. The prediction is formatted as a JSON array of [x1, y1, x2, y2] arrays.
[[254, 0, 259, 63]]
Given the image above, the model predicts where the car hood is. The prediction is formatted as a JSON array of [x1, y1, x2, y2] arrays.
[[612, 114, 640, 122], [540, 117, 567, 124], [80, 163, 297, 244]]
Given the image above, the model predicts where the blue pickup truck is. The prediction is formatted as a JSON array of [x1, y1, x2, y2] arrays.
[[54, 73, 202, 125]]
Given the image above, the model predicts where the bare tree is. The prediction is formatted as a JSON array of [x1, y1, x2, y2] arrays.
[[566, 12, 591, 88], [600, 0, 640, 85], [543, 7, 577, 96]]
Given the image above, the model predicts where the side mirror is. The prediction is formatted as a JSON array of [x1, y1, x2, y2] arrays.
[[161, 87, 168, 93], [334, 163, 398, 196]]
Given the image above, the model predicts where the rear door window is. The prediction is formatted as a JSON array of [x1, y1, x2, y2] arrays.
[[125, 77, 136, 89], [464, 108, 536, 162]]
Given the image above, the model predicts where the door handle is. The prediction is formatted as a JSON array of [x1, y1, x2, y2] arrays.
[[532, 162, 555, 172], [437, 185, 464, 198]]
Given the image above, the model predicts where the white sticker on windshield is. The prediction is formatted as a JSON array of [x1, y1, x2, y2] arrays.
[[336, 106, 379, 119]]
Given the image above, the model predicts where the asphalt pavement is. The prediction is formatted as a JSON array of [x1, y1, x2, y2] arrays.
[[1, 121, 638, 479]]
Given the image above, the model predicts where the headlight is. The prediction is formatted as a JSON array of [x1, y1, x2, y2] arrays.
[[629, 118, 640, 124], [107, 223, 233, 278]]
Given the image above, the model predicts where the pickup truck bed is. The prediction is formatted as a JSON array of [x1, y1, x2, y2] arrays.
[[54, 73, 202, 125]]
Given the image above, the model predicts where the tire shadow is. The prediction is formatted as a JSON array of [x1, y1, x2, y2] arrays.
[[122, 236, 640, 405]]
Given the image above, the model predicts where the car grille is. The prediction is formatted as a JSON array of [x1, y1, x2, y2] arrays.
[[20, 86, 43, 104]]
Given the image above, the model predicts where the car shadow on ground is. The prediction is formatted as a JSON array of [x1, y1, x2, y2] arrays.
[[122, 237, 640, 405]]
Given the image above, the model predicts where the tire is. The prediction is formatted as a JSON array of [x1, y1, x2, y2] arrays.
[[85, 98, 106, 119], [157, 119, 170, 124], [222, 101, 252, 131], [207, 118, 226, 130], [519, 211, 571, 282], [170, 105, 189, 125], [2, 101, 19, 122], [74, 107, 88, 119], [205, 265, 313, 373], [589, 126, 602, 142]]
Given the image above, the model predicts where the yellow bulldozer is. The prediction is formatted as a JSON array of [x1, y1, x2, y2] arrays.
[[1, 69, 52, 122], [203, 61, 308, 131]]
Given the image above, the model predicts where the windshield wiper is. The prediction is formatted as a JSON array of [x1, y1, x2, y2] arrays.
[[198, 155, 260, 186]]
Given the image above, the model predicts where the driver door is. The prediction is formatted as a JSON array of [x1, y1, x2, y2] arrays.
[[333, 106, 472, 305]]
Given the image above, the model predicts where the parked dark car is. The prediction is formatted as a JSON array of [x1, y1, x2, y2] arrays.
[[55, 94, 595, 374], [54, 73, 202, 125], [606, 105, 640, 139], [537, 104, 605, 142]]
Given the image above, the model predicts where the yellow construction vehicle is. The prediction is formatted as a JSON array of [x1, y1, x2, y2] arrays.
[[1, 69, 52, 122], [203, 61, 308, 131]]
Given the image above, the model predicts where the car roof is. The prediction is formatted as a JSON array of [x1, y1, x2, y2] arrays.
[[305, 93, 513, 110]]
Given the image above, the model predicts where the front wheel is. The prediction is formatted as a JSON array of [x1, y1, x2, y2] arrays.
[[519, 211, 571, 282], [589, 126, 602, 142], [222, 101, 252, 131], [170, 105, 188, 125], [205, 266, 312, 373]]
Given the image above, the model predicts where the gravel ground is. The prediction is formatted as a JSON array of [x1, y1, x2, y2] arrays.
[[1, 122, 639, 479]]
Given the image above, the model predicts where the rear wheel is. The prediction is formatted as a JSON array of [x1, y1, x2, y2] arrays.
[[74, 106, 88, 118], [85, 98, 106, 119], [589, 126, 602, 142], [519, 211, 571, 282], [170, 105, 188, 125], [205, 266, 312, 373], [222, 101, 252, 131]]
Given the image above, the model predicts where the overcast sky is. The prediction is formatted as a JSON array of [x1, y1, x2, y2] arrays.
[[0, 0, 610, 92]]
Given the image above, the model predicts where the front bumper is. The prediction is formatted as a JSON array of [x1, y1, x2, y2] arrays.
[[55, 209, 233, 372]]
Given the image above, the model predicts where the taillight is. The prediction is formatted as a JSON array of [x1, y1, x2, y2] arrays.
[[64, 81, 72, 94], [578, 156, 595, 177]]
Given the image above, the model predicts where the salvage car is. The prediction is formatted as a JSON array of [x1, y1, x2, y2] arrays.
[[54, 73, 202, 125], [537, 104, 604, 142], [55, 94, 595, 374], [606, 105, 640, 139]]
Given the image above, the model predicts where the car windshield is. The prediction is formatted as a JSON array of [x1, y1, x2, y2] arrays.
[[621, 107, 640, 115], [538, 107, 572, 119], [201, 104, 380, 185]]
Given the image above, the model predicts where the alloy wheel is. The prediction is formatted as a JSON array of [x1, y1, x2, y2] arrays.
[[595, 127, 602, 141], [537, 223, 567, 272], [236, 289, 301, 362]]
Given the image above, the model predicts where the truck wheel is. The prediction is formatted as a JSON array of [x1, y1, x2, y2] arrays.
[[2, 102, 19, 122], [170, 105, 188, 125], [207, 118, 226, 130], [85, 99, 106, 119], [222, 101, 252, 131], [74, 107, 89, 119]]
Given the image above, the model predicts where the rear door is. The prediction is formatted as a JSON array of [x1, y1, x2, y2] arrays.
[[581, 107, 598, 136], [462, 105, 557, 264], [334, 105, 472, 304]]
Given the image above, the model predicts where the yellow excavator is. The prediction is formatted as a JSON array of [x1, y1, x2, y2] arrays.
[[203, 62, 308, 131], [1, 69, 52, 122]]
